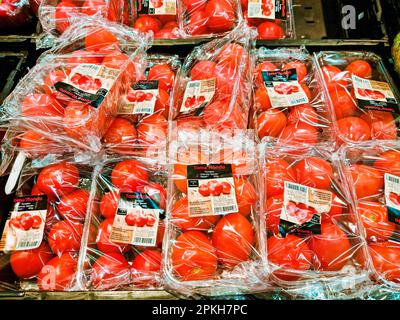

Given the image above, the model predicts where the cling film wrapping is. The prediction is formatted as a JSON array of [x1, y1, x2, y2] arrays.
[[163, 127, 267, 297]]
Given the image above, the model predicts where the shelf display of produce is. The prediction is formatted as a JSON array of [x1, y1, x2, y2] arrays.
[[0, 0, 399, 301]]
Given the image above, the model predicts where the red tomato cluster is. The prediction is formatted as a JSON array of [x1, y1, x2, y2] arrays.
[[198, 180, 231, 197], [264, 151, 366, 282], [343, 146, 400, 283], [8, 161, 89, 291], [70, 73, 102, 91], [318, 54, 399, 144], [183, 95, 205, 108], [253, 55, 329, 145], [89, 158, 166, 290], [133, 14, 180, 39], [127, 91, 154, 102]]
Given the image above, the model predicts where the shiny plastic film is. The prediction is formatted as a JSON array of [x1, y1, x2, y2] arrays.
[[79, 151, 167, 291], [0, 156, 95, 292], [251, 47, 334, 148], [0, 17, 150, 154], [0, 0, 32, 29], [163, 127, 266, 297], [259, 143, 371, 299], [315, 51, 400, 145]]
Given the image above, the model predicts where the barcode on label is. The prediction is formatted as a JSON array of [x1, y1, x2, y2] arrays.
[[248, 5, 258, 16], [287, 183, 307, 192], [214, 205, 238, 214], [133, 237, 154, 245], [134, 107, 153, 114], [388, 175, 400, 184], [17, 240, 40, 249], [292, 98, 308, 104]]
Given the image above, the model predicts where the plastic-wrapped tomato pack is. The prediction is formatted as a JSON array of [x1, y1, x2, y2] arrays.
[[315, 51, 400, 145], [241, 0, 295, 40], [338, 141, 400, 288], [163, 128, 265, 297], [260, 144, 370, 298], [0, 158, 94, 291], [103, 54, 180, 155], [132, 0, 180, 39], [171, 23, 256, 136], [251, 47, 333, 147], [177, 0, 242, 38], [0, 18, 148, 153], [79, 152, 167, 291], [0, 0, 32, 29], [39, 0, 132, 36]]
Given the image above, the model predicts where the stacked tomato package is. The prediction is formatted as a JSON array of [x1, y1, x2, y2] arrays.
[[177, 0, 242, 38], [79, 153, 167, 291], [103, 54, 180, 155], [260, 144, 371, 299], [338, 141, 400, 290], [315, 51, 400, 145], [241, 0, 295, 40], [252, 47, 334, 148], [132, 0, 180, 39], [171, 23, 255, 135], [0, 0, 32, 29], [163, 128, 265, 297], [0, 158, 94, 291], [0, 18, 149, 155], [39, 0, 133, 36]]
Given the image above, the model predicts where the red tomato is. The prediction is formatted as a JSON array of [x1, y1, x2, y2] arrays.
[[171, 196, 220, 230], [265, 158, 296, 197], [198, 183, 210, 197], [155, 89, 170, 118], [217, 43, 246, 69], [80, 0, 106, 15], [137, 113, 168, 146], [294, 157, 333, 190], [48, 221, 83, 255], [84, 27, 119, 51], [111, 159, 149, 192], [360, 111, 397, 141], [208, 180, 223, 196], [212, 213, 254, 267], [131, 250, 161, 287], [183, 0, 207, 11], [345, 60, 372, 78], [19, 130, 52, 155], [202, 100, 246, 130], [186, 10, 208, 35], [267, 235, 312, 281], [134, 15, 161, 33], [282, 61, 308, 82], [257, 21, 284, 39], [309, 223, 351, 271], [278, 123, 318, 145], [37, 253, 78, 291], [205, 0, 235, 33], [90, 252, 131, 290], [96, 218, 129, 254], [214, 62, 240, 97], [125, 213, 137, 226], [10, 242, 54, 279], [171, 231, 218, 281], [255, 61, 278, 84], [368, 241, 400, 282], [287, 104, 318, 125], [374, 150, 400, 175], [337, 117, 371, 143], [322, 193, 345, 222], [102, 50, 134, 71], [234, 177, 257, 217], [32, 215, 42, 229], [329, 87, 357, 119], [154, 27, 179, 39], [257, 109, 287, 139], [321, 65, 347, 89], [57, 189, 90, 222], [102, 117, 137, 153], [349, 164, 384, 199], [191, 60, 216, 80], [147, 64, 175, 92], [21, 93, 64, 118], [254, 86, 271, 111], [55, 2, 79, 34], [67, 50, 102, 66], [100, 191, 119, 219], [221, 181, 231, 194], [139, 183, 167, 210], [37, 162, 79, 199], [265, 194, 283, 235], [357, 201, 395, 242], [19, 213, 33, 230]]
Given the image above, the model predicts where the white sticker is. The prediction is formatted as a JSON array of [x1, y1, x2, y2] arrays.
[[248, 0, 276, 19], [180, 78, 215, 114], [384, 173, 400, 225], [119, 80, 158, 115]]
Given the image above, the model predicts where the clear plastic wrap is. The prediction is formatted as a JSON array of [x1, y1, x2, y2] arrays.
[[260, 143, 370, 298], [0, 18, 149, 154], [315, 51, 400, 145], [164, 128, 266, 297], [79, 151, 167, 291], [177, 0, 242, 38], [170, 23, 256, 136], [0, 157, 94, 292], [39, 0, 132, 36], [0, 0, 32, 29], [241, 0, 295, 40], [102, 54, 180, 155], [251, 47, 334, 147], [132, 0, 180, 39], [338, 141, 400, 289]]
